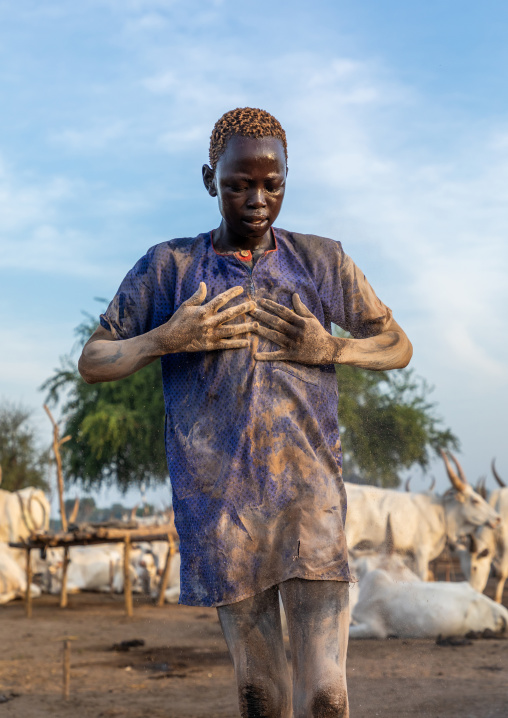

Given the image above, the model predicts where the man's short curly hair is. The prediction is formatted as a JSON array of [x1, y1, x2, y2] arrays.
[[209, 107, 287, 170]]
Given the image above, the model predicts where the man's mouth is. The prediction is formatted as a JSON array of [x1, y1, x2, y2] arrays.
[[243, 216, 268, 225]]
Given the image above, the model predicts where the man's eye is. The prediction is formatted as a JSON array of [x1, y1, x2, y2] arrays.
[[266, 182, 282, 192], [229, 185, 246, 192]]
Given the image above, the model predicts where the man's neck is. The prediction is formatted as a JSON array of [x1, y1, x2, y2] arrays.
[[212, 224, 275, 254]]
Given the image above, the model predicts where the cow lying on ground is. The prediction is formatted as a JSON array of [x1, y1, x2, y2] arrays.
[[45, 545, 141, 595], [0, 543, 41, 605], [134, 542, 181, 602], [350, 570, 508, 639], [43, 543, 181, 599], [348, 520, 508, 639], [345, 451, 500, 580]]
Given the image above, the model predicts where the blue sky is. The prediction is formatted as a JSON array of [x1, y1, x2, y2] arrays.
[[1, 0, 507, 508]]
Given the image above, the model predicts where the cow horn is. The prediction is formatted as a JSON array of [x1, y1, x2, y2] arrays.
[[16, 491, 35, 533], [28, 492, 47, 531], [449, 452, 469, 486], [429, 476, 436, 492], [383, 514, 395, 555], [33, 493, 48, 531], [69, 497, 80, 524], [440, 450, 466, 492], [405, 477, 411, 492], [130, 504, 139, 521], [492, 459, 506, 488], [475, 477, 485, 499], [468, 533, 478, 554]]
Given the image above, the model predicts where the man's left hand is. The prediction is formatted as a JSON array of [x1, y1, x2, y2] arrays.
[[250, 294, 336, 364]]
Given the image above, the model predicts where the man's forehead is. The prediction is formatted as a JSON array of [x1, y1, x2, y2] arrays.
[[218, 135, 286, 168]]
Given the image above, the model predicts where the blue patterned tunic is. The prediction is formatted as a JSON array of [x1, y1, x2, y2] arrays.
[[100, 228, 391, 606]]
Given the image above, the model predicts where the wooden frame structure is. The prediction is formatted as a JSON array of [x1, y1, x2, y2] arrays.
[[11, 522, 179, 618]]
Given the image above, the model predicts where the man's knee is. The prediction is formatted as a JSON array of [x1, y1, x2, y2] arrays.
[[309, 686, 349, 718], [239, 681, 290, 718]]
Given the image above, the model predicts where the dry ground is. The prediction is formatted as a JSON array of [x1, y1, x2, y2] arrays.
[[0, 575, 507, 718]]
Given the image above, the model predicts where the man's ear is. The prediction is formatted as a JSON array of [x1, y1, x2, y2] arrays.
[[202, 164, 217, 197]]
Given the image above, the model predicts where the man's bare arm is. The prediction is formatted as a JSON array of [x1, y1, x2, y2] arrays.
[[251, 293, 412, 370], [79, 283, 258, 384]]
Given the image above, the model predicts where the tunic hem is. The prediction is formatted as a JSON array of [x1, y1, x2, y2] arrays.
[[179, 570, 354, 608]]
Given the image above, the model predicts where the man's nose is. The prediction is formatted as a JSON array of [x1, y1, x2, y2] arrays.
[[247, 188, 267, 207]]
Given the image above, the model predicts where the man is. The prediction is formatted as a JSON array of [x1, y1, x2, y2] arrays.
[[79, 107, 412, 717]]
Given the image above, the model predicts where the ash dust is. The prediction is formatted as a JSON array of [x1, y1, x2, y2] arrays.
[[0, 584, 507, 718]]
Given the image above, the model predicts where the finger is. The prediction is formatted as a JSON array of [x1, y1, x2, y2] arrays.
[[258, 298, 305, 326], [184, 282, 207, 306], [216, 322, 259, 338], [292, 293, 314, 318], [207, 286, 245, 313], [214, 301, 257, 326], [253, 324, 292, 347], [250, 308, 295, 334], [215, 339, 250, 349], [254, 350, 289, 361]]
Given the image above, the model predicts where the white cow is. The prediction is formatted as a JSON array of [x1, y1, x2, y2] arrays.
[[0, 543, 41, 604], [350, 568, 508, 639], [345, 451, 500, 580], [161, 551, 181, 604], [45, 545, 142, 595], [456, 463, 508, 603], [456, 530, 495, 595], [349, 543, 420, 619], [348, 522, 508, 639], [0, 487, 50, 545]]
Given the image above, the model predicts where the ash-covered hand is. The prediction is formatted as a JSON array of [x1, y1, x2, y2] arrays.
[[156, 282, 258, 354], [79, 282, 258, 385], [250, 294, 335, 364]]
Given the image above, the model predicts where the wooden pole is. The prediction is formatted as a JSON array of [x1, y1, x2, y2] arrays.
[[60, 546, 70, 608], [124, 537, 133, 617], [43, 404, 70, 533], [157, 535, 176, 607], [109, 559, 115, 593], [63, 640, 71, 699], [25, 548, 32, 619], [68, 497, 80, 525]]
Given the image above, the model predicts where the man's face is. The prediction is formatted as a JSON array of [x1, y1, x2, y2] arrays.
[[206, 135, 287, 241]]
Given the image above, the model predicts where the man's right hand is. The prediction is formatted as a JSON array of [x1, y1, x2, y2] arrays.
[[78, 282, 257, 384], [153, 282, 257, 354]]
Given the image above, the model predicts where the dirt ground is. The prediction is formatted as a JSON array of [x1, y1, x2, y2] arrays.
[[1, 575, 507, 718]]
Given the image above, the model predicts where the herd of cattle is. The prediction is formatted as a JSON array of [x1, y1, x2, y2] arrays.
[[1, 450, 507, 640], [0, 489, 181, 606]]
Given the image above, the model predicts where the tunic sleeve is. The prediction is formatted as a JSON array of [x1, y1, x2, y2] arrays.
[[99, 247, 160, 340], [333, 243, 392, 338]]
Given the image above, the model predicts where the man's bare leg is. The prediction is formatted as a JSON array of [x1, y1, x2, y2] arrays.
[[217, 584, 292, 718], [280, 578, 349, 718]]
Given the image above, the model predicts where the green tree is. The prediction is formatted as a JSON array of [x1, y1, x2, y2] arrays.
[[337, 364, 458, 487], [0, 403, 49, 491], [42, 313, 167, 493]]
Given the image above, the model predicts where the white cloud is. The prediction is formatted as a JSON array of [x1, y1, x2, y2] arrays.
[[260, 55, 508, 388], [50, 122, 127, 152], [1, 2, 507, 483], [0, 156, 155, 277]]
